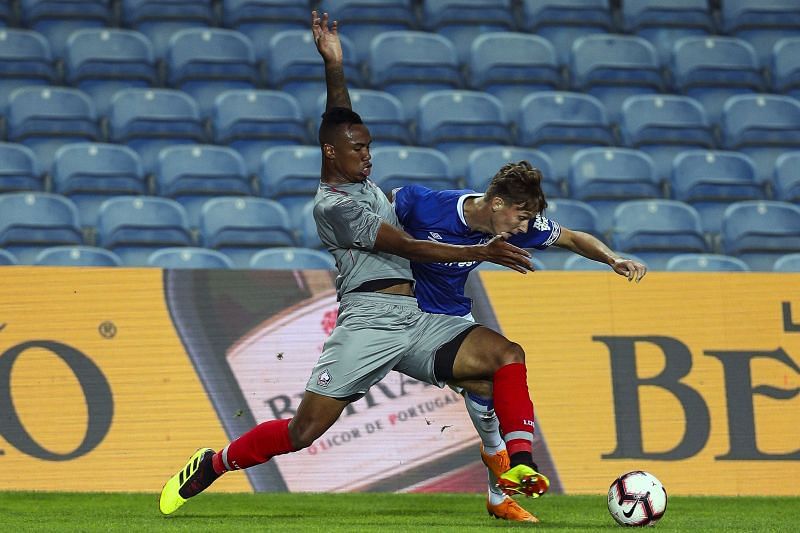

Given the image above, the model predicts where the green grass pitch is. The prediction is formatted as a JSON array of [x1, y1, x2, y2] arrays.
[[1, 492, 796, 532]]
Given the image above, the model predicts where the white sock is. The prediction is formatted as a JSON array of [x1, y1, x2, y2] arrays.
[[462, 392, 507, 505]]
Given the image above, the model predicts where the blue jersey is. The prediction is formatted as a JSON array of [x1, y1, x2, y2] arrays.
[[394, 185, 561, 316]]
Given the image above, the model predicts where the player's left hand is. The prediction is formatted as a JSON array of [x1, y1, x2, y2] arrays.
[[311, 11, 343, 64], [612, 258, 647, 282]]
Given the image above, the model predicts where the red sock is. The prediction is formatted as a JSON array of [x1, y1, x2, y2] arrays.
[[493, 363, 535, 458], [212, 418, 296, 473]]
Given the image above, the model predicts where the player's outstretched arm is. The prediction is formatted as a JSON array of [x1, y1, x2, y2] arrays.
[[555, 227, 647, 282], [311, 10, 351, 111], [373, 222, 533, 273]]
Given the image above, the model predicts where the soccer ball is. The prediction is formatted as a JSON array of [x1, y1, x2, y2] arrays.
[[607, 471, 667, 527]]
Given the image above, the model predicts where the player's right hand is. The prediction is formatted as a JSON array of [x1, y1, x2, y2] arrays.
[[311, 11, 343, 64], [481, 235, 534, 274]]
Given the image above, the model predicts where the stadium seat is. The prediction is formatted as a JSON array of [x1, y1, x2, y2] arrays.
[[96, 196, 193, 266], [259, 145, 321, 227], [416, 90, 511, 178], [517, 91, 614, 184], [722, 94, 800, 183], [0, 143, 42, 193], [536, 198, 602, 269], [297, 200, 323, 249], [369, 146, 456, 194], [570, 34, 663, 123], [156, 144, 253, 228], [64, 29, 157, 116], [34, 245, 122, 266], [20, 0, 112, 58], [265, 29, 360, 117], [6, 86, 99, 171], [222, 0, 309, 50], [620, 94, 714, 181], [0, 192, 83, 263], [108, 88, 205, 173], [422, 0, 514, 63], [520, 0, 613, 65], [774, 152, 800, 203], [773, 253, 800, 272], [146, 247, 235, 269], [721, 0, 800, 64], [563, 252, 647, 271], [167, 28, 258, 117], [0, 29, 56, 107], [52, 143, 147, 228], [121, 0, 213, 59], [200, 197, 295, 268], [772, 38, 800, 99], [249, 247, 336, 270], [0, 3, 9, 26], [621, 0, 714, 64], [671, 150, 764, 235], [467, 146, 560, 198], [213, 90, 307, 176], [671, 36, 763, 124], [0, 249, 18, 265], [468, 33, 561, 117], [610, 199, 708, 270], [665, 253, 750, 272], [369, 31, 461, 116], [569, 148, 661, 232], [721, 200, 800, 271]]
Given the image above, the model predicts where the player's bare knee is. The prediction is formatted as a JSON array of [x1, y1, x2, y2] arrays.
[[499, 341, 526, 367]]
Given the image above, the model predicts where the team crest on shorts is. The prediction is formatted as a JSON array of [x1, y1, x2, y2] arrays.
[[317, 369, 332, 388]]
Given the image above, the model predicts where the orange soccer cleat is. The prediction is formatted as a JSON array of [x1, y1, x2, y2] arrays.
[[487, 496, 540, 523]]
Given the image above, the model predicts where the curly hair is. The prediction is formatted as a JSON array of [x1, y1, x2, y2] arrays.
[[484, 160, 548, 214]]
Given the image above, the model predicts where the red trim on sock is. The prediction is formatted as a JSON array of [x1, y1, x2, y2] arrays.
[[493, 362, 534, 457], [224, 418, 296, 470]]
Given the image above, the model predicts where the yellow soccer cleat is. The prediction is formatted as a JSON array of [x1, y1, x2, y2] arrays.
[[487, 496, 540, 523], [159, 447, 216, 516], [497, 463, 550, 498], [480, 444, 510, 479]]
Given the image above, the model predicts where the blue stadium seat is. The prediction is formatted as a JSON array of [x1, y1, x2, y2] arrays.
[[249, 247, 336, 270], [121, 0, 213, 59], [467, 146, 560, 198], [722, 201, 800, 271], [156, 144, 253, 228], [621, 94, 714, 181], [369, 31, 461, 116], [265, 29, 359, 117], [34, 245, 122, 266], [672, 36, 763, 124], [773, 253, 800, 272], [0, 29, 56, 107], [223, 0, 309, 50], [672, 150, 764, 234], [64, 29, 157, 116], [611, 199, 708, 270], [721, 0, 800, 65], [6, 86, 99, 170], [370, 146, 456, 193], [722, 94, 800, 183], [167, 28, 258, 117], [200, 197, 295, 267], [20, 0, 112, 58], [213, 90, 307, 176], [147, 247, 235, 269], [0, 143, 42, 193], [517, 91, 614, 184], [570, 34, 663, 122], [297, 200, 323, 249], [665, 253, 750, 272], [422, 0, 514, 63], [569, 148, 661, 232], [520, 0, 613, 65], [774, 152, 800, 203], [96, 196, 193, 266], [772, 38, 800, 99], [259, 145, 321, 228], [563, 252, 647, 271], [0, 249, 18, 265], [0, 192, 83, 263], [537, 198, 602, 269], [0, 3, 9, 26], [621, 0, 714, 64], [52, 143, 147, 228], [468, 33, 561, 117], [416, 90, 511, 177], [109, 88, 205, 173]]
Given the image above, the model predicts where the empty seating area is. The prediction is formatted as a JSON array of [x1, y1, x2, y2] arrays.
[[0, 0, 799, 271]]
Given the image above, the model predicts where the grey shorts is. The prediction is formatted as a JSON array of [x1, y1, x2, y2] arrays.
[[305, 292, 476, 400]]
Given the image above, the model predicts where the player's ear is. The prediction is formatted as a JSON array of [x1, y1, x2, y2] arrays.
[[322, 143, 335, 159], [492, 198, 504, 212]]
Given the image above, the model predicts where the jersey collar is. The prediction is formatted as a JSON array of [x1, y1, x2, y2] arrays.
[[457, 192, 483, 230]]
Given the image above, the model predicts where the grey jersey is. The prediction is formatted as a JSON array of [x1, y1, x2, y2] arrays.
[[314, 179, 414, 300]]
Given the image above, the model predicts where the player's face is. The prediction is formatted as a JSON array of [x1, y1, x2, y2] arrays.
[[491, 202, 535, 237], [332, 124, 372, 183]]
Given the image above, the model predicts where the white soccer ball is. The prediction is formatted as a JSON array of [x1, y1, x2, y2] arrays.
[[607, 471, 667, 527]]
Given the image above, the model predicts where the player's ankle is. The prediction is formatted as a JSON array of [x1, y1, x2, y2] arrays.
[[211, 451, 227, 475], [510, 451, 534, 468]]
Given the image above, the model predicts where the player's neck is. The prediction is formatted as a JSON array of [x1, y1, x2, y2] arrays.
[[463, 197, 493, 234]]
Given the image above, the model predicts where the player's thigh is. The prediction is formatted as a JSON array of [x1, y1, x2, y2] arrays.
[[451, 326, 524, 381], [289, 391, 350, 448]]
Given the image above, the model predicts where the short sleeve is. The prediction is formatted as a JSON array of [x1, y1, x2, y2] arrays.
[[509, 214, 561, 250], [322, 194, 383, 249], [392, 185, 427, 227]]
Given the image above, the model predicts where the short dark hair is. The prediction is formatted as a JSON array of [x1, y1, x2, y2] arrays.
[[319, 107, 363, 145], [484, 160, 547, 214]]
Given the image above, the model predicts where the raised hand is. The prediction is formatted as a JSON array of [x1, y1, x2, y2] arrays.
[[481, 236, 534, 274], [311, 10, 343, 64]]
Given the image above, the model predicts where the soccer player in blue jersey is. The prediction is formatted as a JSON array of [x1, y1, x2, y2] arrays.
[[391, 163, 647, 522]]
